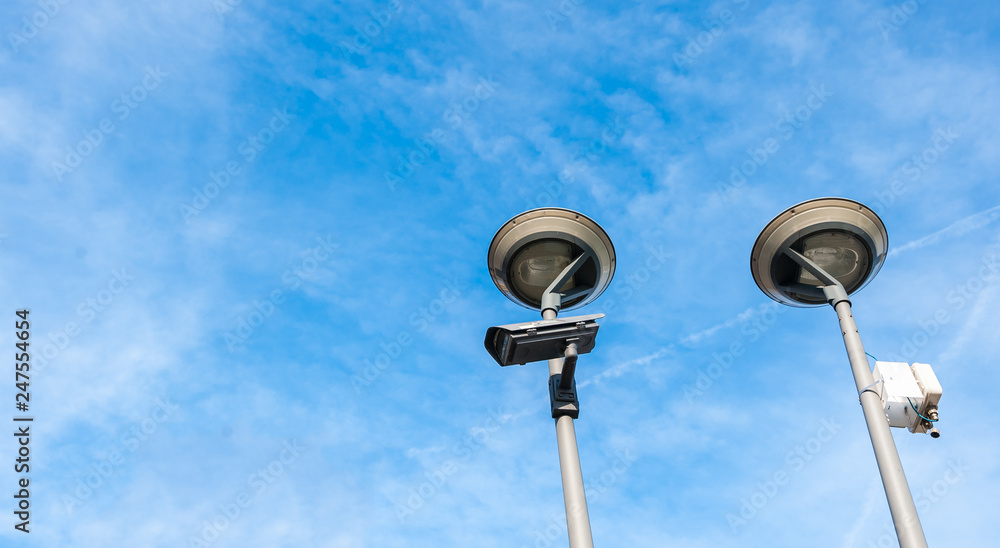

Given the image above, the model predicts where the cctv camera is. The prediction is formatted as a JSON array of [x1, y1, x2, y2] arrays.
[[484, 313, 603, 367]]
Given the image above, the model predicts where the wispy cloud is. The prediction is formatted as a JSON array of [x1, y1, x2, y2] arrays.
[[681, 306, 762, 345], [840, 480, 882, 548], [2, 0, 998, 546], [889, 205, 1000, 256], [891, 204, 1000, 256], [578, 347, 672, 389]]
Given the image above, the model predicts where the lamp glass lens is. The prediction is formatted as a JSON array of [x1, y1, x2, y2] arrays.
[[510, 240, 576, 305], [797, 231, 869, 290]]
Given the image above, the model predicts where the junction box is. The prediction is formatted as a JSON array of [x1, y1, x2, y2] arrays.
[[873, 361, 942, 436]]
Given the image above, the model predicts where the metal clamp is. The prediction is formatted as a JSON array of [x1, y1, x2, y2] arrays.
[[550, 341, 581, 419], [857, 378, 883, 402], [550, 373, 580, 419]]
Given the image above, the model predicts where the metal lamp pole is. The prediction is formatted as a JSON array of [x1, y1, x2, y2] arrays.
[[543, 307, 594, 548], [540, 254, 595, 548], [788, 249, 928, 548]]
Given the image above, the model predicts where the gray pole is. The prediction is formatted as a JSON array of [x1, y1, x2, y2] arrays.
[[543, 307, 595, 548], [833, 300, 928, 548]]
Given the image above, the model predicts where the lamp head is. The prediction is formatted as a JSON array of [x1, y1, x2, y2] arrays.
[[750, 198, 888, 307], [488, 208, 615, 311]]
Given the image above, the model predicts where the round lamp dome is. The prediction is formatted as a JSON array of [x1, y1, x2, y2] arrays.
[[750, 198, 888, 307], [488, 208, 616, 311]]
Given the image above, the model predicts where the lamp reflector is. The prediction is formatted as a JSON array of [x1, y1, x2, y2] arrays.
[[797, 231, 869, 291], [510, 240, 577, 305]]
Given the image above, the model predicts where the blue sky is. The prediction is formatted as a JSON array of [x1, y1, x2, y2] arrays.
[[1, 0, 998, 546]]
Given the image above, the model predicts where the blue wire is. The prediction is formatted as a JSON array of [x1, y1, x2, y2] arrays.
[[865, 352, 879, 361], [907, 397, 938, 423]]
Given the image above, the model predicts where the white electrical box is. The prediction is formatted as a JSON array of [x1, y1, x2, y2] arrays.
[[873, 361, 942, 436]]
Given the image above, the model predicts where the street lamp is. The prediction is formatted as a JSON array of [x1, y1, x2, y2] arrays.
[[485, 207, 616, 548], [750, 197, 928, 548]]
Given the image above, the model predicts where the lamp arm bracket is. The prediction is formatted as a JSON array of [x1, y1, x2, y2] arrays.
[[541, 250, 594, 314], [782, 247, 851, 307]]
